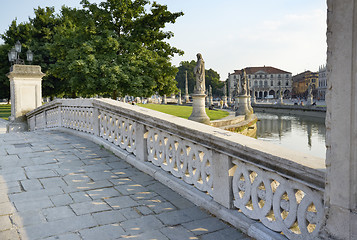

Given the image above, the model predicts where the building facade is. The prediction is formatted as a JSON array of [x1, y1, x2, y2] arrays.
[[318, 64, 327, 100], [228, 66, 292, 100], [292, 70, 319, 98]]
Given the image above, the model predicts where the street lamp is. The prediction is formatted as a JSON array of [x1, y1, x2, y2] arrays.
[[26, 49, 33, 63], [7, 41, 32, 66]]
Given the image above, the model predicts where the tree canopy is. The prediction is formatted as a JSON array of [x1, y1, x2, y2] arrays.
[[0, 0, 184, 99], [175, 60, 224, 97]]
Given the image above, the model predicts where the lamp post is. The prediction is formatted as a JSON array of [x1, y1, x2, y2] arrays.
[[7, 40, 33, 67]]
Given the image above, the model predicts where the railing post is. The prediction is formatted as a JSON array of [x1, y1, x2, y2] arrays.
[[135, 122, 148, 162], [212, 151, 234, 208], [58, 106, 62, 128], [93, 107, 100, 136]]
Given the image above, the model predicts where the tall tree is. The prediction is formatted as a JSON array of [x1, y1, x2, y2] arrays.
[[2, 7, 63, 98], [50, 0, 183, 98], [1, 0, 184, 99]]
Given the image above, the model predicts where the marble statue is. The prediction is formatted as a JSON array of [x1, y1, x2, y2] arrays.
[[194, 53, 205, 94]]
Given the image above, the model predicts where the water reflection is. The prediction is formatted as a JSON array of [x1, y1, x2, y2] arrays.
[[255, 112, 326, 158]]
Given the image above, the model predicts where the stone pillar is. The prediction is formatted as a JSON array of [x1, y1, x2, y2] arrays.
[[235, 95, 251, 118], [7, 65, 45, 132], [184, 70, 190, 103], [188, 94, 210, 124], [177, 90, 182, 105], [306, 94, 313, 106], [322, 1, 357, 239]]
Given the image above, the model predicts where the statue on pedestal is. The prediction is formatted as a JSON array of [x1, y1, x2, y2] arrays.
[[194, 53, 205, 94], [241, 69, 248, 96], [188, 53, 210, 124]]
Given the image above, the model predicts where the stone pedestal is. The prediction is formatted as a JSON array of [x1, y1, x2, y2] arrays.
[[184, 95, 190, 103], [208, 96, 213, 107], [306, 95, 313, 106], [162, 95, 167, 104], [223, 96, 227, 108], [235, 95, 251, 118], [7, 65, 45, 132], [188, 94, 210, 124]]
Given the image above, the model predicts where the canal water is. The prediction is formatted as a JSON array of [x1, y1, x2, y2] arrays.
[[254, 112, 326, 159]]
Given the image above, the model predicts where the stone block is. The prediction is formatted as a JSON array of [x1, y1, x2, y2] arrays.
[[20, 179, 43, 191], [14, 198, 53, 212], [157, 207, 210, 226], [40, 177, 68, 189], [69, 192, 92, 203], [50, 194, 73, 206], [0, 215, 12, 231], [0, 229, 20, 240], [42, 233, 81, 240], [182, 217, 228, 236], [104, 196, 138, 209], [92, 210, 126, 225], [120, 215, 164, 235], [79, 224, 126, 240], [70, 200, 111, 215], [159, 226, 197, 240], [11, 210, 46, 227], [86, 187, 121, 199], [42, 206, 75, 221]]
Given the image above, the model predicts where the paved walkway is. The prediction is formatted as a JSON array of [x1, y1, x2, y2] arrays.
[[0, 130, 250, 240]]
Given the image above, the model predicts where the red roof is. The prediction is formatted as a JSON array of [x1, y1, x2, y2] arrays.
[[231, 66, 291, 75]]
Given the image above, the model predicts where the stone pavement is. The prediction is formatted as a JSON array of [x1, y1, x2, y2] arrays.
[[0, 130, 251, 240]]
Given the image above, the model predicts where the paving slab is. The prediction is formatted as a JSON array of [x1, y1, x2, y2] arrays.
[[0, 130, 250, 239]]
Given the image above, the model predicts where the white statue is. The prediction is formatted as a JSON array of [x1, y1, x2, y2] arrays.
[[194, 53, 205, 94]]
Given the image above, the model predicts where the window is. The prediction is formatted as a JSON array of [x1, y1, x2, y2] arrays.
[[259, 81, 263, 86], [286, 81, 289, 86], [254, 81, 258, 86], [271, 74, 274, 78], [286, 74, 289, 78], [278, 81, 281, 86], [271, 80, 274, 86]]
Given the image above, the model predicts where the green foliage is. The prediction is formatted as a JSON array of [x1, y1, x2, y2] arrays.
[[2, 7, 63, 98], [0, 104, 11, 120], [1, 1, 184, 99], [0, 44, 11, 101], [175, 60, 224, 96], [137, 103, 229, 121]]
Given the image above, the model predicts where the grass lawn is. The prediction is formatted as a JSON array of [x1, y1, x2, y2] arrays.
[[138, 103, 229, 121], [0, 104, 11, 120]]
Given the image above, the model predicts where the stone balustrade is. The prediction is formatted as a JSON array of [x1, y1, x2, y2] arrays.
[[26, 98, 325, 240]]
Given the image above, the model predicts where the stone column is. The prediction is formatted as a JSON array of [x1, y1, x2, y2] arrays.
[[184, 71, 190, 103], [177, 90, 182, 105], [162, 94, 167, 104], [7, 65, 45, 132], [322, 1, 357, 239], [306, 94, 313, 106], [235, 95, 251, 118], [188, 94, 210, 124]]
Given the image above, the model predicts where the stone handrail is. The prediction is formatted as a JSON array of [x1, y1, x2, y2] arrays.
[[26, 98, 325, 240]]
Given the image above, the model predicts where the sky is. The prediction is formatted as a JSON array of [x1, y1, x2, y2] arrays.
[[0, 0, 327, 80]]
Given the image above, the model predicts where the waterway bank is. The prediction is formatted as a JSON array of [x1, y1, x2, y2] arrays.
[[252, 103, 326, 118]]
